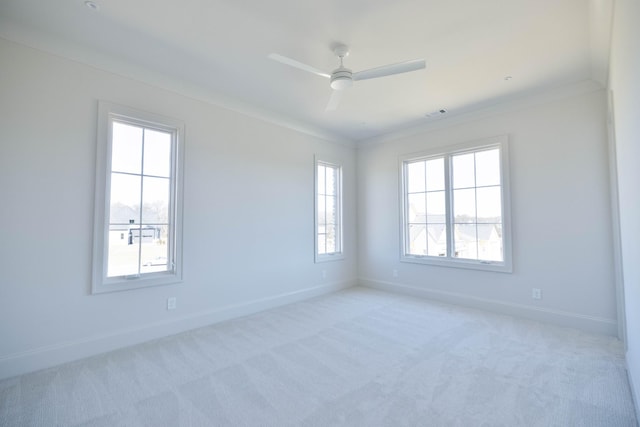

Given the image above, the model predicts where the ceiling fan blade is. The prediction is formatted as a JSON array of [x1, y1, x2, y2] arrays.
[[353, 59, 425, 81], [268, 53, 331, 78], [325, 90, 343, 111]]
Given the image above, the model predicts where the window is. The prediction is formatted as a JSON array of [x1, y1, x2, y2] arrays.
[[92, 102, 184, 293], [400, 136, 511, 272], [315, 158, 343, 262]]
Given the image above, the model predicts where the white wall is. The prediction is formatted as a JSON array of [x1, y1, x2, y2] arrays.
[[0, 32, 627, 385], [0, 39, 357, 379], [609, 0, 640, 414], [357, 89, 618, 334]]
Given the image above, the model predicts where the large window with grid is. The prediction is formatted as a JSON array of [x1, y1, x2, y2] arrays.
[[400, 136, 511, 272], [315, 158, 343, 262], [92, 102, 185, 293]]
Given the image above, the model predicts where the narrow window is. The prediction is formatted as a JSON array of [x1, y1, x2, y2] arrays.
[[401, 136, 511, 272], [92, 102, 184, 293], [315, 158, 343, 262]]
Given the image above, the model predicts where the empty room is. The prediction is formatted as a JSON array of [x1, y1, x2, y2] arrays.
[[1, 0, 638, 425]]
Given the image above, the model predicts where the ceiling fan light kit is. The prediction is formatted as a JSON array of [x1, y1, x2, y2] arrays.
[[269, 43, 425, 110], [330, 70, 353, 90]]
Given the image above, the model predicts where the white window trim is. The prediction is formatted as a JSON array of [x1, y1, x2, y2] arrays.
[[314, 156, 344, 263], [92, 101, 185, 293], [399, 135, 512, 273]]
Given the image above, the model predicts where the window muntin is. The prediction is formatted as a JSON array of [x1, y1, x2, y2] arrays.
[[93, 102, 184, 293], [315, 159, 343, 262], [401, 136, 511, 272]]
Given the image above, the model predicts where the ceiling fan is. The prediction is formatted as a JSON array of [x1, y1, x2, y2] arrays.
[[268, 44, 426, 111]]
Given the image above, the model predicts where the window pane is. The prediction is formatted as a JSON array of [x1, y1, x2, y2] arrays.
[[143, 129, 172, 178], [452, 153, 475, 189], [110, 173, 141, 224], [317, 195, 327, 226], [426, 224, 447, 256], [407, 161, 425, 193], [157, 223, 169, 243], [477, 224, 503, 261], [425, 158, 445, 191], [142, 176, 170, 224], [408, 193, 426, 223], [140, 232, 169, 274], [107, 225, 139, 277], [476, 186, 502, 223], [454, 224, 478, 259], [408, 224, 426, 255], [318, 165, 327, 194], [426, 191, 446, 222], [325, 166, 336, 196], [325, 225, 336, 253], [475, 149, 500, 187], [453, 188, 476, 223], [317, 233, 326, 255], [111, 122, 143, 174], [317, 196, 326, 225], [326, 196, 336, 225]]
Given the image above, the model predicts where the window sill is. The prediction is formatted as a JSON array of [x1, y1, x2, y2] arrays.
[[315, 253, 345, 263], [92, 271, 182, 294], [400, 254, 512, 273]]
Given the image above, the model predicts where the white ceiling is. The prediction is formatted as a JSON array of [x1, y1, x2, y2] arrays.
[[0, 0, 613, 143]]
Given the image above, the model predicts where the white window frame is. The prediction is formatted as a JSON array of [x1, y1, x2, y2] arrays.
[[314, 156, 344, 263], [399, 135, 512, 273], [92, 101, 185, 293]]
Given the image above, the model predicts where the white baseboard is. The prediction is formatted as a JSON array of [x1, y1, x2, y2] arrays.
[[360, 278, 618, 336], [0, 279, 356, 381]]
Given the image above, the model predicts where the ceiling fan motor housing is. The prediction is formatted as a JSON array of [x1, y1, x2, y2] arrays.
[[330, 68, 353, 90]]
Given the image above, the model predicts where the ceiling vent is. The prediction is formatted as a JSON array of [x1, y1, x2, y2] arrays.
[[425, 109, 447, 118]]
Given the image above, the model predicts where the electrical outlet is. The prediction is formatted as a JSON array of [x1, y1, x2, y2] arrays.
[[321, 270, 326, 280], [392, 269, 398, 278], [531, 288, 542, 300], [167, 297, 177, 310]]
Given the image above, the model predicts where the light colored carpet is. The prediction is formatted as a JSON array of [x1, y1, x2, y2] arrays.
[[0, 287, 636, 426]]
